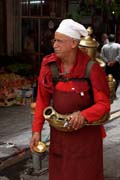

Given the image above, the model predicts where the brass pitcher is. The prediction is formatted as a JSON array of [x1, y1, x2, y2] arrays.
[[79, 26, 105, 67], [79, 26, 115, 104]]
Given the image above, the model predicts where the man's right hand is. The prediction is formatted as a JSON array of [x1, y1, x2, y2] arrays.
[[107, 60, 116, 66], [30, 132, 41, 152]]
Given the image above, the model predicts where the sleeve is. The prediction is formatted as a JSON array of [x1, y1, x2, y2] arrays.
[[32, 62, 52, 132], [115, 45, 120, 62], [81, 88, 110, 122], [100, 46, 108, 62], [81, 63, 110, 122]]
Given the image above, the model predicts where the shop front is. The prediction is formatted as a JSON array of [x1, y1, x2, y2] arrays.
[[0, 0, 68, 107]]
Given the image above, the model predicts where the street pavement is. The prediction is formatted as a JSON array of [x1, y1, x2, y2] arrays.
[[103, 86, 120, 180], [0, 85, 120, 180]]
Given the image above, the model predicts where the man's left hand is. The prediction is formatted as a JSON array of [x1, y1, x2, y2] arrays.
[[67, 111, 85, 130]]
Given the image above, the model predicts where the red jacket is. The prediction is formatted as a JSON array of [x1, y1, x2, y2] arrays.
[[32, 49, 110, 136]]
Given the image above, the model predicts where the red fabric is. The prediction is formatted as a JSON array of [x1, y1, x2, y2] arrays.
[[53, 85, 94, 114], [48, 76, 107, 180], [32, 49, 110, 132], [49, 126, 104, 180]]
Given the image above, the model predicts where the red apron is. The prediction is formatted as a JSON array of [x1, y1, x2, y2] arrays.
[[49, 85, 104, 180]]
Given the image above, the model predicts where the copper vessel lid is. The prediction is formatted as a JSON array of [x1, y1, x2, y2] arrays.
[[79, 27, 99, 48]]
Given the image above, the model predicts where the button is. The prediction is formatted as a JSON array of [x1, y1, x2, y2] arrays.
[[72, 87, 75, 91], [80, 92, 84, 96]]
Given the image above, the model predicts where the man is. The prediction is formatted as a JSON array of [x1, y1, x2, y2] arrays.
[[101, 34, 120, 98], [30, 19, 110, 180], [101, 33, 109, 45]]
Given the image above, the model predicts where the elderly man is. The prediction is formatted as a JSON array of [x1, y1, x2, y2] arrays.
[[30, 19, 110, 180]]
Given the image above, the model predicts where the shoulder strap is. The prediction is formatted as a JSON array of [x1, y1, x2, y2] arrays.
[[84, 60, 95, 100], [84, 60, 95, 78], [49, 61, 59, 85], [49, 60, 95, 85]]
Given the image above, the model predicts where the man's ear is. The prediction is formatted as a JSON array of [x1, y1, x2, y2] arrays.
[[71, 39, 79, 48]]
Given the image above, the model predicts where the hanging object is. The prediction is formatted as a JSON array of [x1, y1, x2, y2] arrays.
[[79, 26, 115, 103], [79, 26, 105, 67]]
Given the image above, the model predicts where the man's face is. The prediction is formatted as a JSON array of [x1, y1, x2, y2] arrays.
[[53, 32, 76, 59]]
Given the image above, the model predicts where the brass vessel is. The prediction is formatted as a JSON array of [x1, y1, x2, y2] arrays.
[[43, 106, 109, 132], [107, 74, 116, 104], [33, 141, 46, 153], [30, 103, 47, 153], [79, 26, 115, 103], [43, 106, 73, 132], [79, 26, 106, 67], [31, 104, 110, 132]]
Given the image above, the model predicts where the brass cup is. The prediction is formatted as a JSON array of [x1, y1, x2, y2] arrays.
[[33, 141, 46, 153]]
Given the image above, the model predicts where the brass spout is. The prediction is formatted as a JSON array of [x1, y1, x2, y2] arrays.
[[43, 106, 71, 131]]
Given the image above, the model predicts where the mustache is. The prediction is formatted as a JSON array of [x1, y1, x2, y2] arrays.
[[54, 49, 60, 53]]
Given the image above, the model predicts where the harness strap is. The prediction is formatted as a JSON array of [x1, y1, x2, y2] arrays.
[[49, 60, 95, 85], [49, 61, 59, 85], [84, 60, 95, 78]]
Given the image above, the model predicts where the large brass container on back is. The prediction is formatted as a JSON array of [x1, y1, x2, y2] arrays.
[[79, 26, 115, 103], [79, 26, 106, 67]]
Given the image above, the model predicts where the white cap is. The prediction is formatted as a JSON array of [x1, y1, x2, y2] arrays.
[[56, 19, 88, 40]]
